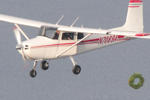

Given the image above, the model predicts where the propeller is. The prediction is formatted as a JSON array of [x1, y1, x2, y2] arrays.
[[13, 24, 31, 69], [13, 26, 27, 61]]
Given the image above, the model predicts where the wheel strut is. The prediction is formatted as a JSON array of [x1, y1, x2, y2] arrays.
[[30, 60, 38, 78], [69, 56, 81, 75]]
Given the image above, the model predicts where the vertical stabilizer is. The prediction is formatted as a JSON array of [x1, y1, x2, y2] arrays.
[[124, 0, 143, 32], [111, 0, 144, 32]]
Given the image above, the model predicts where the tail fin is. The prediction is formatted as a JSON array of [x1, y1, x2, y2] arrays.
[[124, 0, 143, 32], [112, 0, 144, 32]]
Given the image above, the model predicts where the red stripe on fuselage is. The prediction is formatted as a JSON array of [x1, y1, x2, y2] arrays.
[[31, 38, 100, 48], [82, 38, 99, 42], [31, 42, 75, 48], [31, 35, 127, 49]]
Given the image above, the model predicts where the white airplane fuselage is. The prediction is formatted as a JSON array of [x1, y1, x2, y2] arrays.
[[20, 34, 131, 60]]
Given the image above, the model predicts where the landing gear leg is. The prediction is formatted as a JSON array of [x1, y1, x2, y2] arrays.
[[30, 60, 37, 78], [69, 56, 81, 75]]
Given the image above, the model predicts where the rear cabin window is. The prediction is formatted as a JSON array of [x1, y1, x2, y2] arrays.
[[78, 33, 84, 39], [62, 33, 74, 40]]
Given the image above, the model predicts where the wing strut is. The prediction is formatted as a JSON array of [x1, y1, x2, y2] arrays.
[[70, 17, 79, 27], [56, 33, 92, 57], [14, 24, 29, 40], [56, 15, 64, 25]]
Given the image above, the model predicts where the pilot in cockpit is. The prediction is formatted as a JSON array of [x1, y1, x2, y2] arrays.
[[53, 30, 60, 39]]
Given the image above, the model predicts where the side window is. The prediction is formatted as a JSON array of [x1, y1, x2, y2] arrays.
[[45, 29, 55, 38], [78, 33, 84, 39], [62, 33, 74, 40], [53, 31, 59, 40]]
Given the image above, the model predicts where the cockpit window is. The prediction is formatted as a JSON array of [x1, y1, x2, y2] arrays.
[[62, 32, 74, 40], [53, 31, 59, 39], [45, 28, 56, 38]]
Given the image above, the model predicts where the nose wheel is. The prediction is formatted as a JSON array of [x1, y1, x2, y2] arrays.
[[30, 60, 38, 78], [30, 69, 37, 78], [29, 60, 49, 78], [41, 60, 49, 70]]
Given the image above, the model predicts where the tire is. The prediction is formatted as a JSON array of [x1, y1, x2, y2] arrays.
[[30, 69, 37, 78], [72, 65, 81, 75], [41, 60, 49, 70]]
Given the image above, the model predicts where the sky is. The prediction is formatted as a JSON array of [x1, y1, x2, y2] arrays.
[[0, 0, 150, 100]]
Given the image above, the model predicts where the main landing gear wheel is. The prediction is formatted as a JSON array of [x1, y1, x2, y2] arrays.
[[41, 60, 49, 70], [72, 65, 81, 75], [30, 69, 37, 78]]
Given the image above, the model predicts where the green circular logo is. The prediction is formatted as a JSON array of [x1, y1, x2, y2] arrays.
[[128, 73, 144, 89]]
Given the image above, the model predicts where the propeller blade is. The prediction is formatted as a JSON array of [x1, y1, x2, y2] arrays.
[[13, 25, 29, 69], [21, 48, 27, 61], [23, 58, 30, 69]]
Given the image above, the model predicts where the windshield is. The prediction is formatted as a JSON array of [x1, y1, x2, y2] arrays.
[[39, 26, 59, 39]]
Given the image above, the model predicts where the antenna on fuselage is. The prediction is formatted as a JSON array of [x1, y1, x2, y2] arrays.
[[70, 17, 79, 27], [56, 15, 64, 25]]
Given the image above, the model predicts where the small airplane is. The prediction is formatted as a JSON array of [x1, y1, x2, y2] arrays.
[[0, 0, 148, 78]]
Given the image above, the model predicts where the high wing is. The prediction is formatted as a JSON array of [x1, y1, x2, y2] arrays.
[[0, 14, 60, 28], [0, 14, 103, 34], [0, 14, 150, 39]]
